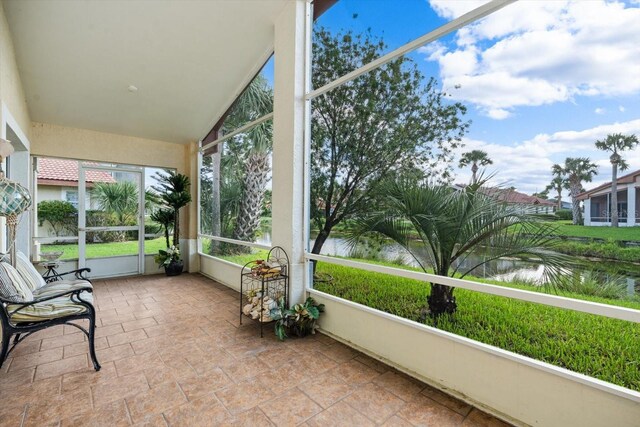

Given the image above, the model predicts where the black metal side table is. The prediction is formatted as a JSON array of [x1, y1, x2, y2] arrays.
[[41, 262, 61, 282]]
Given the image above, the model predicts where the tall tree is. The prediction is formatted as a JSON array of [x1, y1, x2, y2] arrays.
[[458, 150, 493, 184], [231, 121, 273, 241], [595, 133, 639, 227], [562, 158, 598, 225], [310, 28, 469, 255], [349, 177, 564, 318], [204, 75, 273, 252], [546, 164, 567, 211]]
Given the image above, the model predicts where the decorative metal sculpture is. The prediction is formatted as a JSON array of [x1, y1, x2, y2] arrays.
[[0, 138, 32, 266]]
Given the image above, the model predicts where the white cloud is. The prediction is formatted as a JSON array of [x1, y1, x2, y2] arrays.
[[454, 119, 640, 194], [486, 108, 511, 120], [594, 108, 606, 115], [619, 105, 626, 112], [427, 1, 640, 118]]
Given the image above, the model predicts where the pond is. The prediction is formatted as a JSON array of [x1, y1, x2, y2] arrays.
[[257, 232, 640, 296]]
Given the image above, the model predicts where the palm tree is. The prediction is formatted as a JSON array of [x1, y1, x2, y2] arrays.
[[232, 120, 272, 242], [91, 181, 139, 225], [458, 150, 493, 184], [595, 133, 639, 227], [206, 75, 273, 252], [152, 171, 191, 246], [562, 158, 598, 225], [349, 177, 564, 318], [546, 164, 567, 211]]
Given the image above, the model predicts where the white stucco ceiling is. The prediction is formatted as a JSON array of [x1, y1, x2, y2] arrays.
[[4, 0, 287, 144]]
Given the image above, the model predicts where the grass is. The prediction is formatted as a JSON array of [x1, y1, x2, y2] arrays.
[[314, 262, 640, 392], [211, 250, 640, 391], [42, 237, 166, 260], [552, 240, 640, 263], [552, 221, 640, 241]]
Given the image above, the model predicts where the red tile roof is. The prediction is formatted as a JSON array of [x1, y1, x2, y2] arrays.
[[479, 187, 556, 206], [578, 168, 640, 200], [37, 158, 116, 185]]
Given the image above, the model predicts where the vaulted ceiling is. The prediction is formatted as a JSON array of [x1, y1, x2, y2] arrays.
[[4, 0, 288, 144]]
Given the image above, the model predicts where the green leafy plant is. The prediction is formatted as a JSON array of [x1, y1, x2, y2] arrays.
[[37, 200, 77, 236], [154, 245, 181, 267], [270, 296, 325, 341]]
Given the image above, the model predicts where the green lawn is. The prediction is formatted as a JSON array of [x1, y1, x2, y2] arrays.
[[210, 250, 640, 391], [553, 221, 640, 241], [42, 237, 166, 260], [314, 263, 640, 391]]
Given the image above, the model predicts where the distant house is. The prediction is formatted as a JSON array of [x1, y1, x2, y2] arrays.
[[479, 187, 556, 214], [36, 158, 116, 237], [578, 169, 639, 227], [37, 158, 116, 208]]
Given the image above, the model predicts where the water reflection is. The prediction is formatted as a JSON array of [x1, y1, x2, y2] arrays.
[[257, 232, 639, 295]]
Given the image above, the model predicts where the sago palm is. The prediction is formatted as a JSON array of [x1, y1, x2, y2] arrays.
[[562, 158, 598, 225], [458, 150, 493, 184], [348, 177, 565, 318], [595, 133, 639, 227]]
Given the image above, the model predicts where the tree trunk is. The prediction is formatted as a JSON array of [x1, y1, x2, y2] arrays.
[[310, 226, 332, 275], [210, 147, 222, 254], [232, 152, 270, 244], [311, 227, 331, 255], [611, 163, 618, 227], [557, 188, 562, 211], [570, 181, 582, 225], [471, 163, 478, 184], [164, 226, 170, 249], [427, 283, 457, 317], [173, 209, 179, 247]]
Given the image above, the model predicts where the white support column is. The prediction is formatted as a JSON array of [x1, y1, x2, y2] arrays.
[[628, 185, 636, 227], [272, 0, 310, 305], [583, 199, 591, 226]]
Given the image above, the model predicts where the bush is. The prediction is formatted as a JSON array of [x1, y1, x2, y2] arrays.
[[38, 201, 77, 236], [555, 209, 573, 220]]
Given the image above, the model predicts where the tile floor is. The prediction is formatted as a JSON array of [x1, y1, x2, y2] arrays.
[[0, 274, 510, 426]]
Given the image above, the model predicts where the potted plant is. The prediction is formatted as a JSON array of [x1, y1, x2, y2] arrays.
[[270, 296, 325, 341], [151, 171, 191, 276], [154, 246, 183, 276]]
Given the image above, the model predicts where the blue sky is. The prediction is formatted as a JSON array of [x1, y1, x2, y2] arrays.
[[268, 1, 640, 197]]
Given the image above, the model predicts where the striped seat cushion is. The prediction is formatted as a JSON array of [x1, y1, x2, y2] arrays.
[[16, 251, 47, 291], [34, 280, 93, 300], [0, 262, 34, 302], [7, 295, 91, 323]]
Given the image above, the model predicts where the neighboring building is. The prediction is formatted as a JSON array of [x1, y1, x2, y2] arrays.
[[36, 158, 116, 236], [578, 169, 640, 227], [480, 187, 556, 214]]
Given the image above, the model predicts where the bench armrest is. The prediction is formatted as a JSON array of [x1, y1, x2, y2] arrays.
[[44, 268, 91, 283]]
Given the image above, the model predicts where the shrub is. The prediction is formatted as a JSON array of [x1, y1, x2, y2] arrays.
[[555, 209, 573, 220], [38, 201, 77, 236]]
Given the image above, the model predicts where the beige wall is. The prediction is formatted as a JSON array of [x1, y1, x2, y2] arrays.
[[0, 2, 31, 138], [30, 122, 186, 170]]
